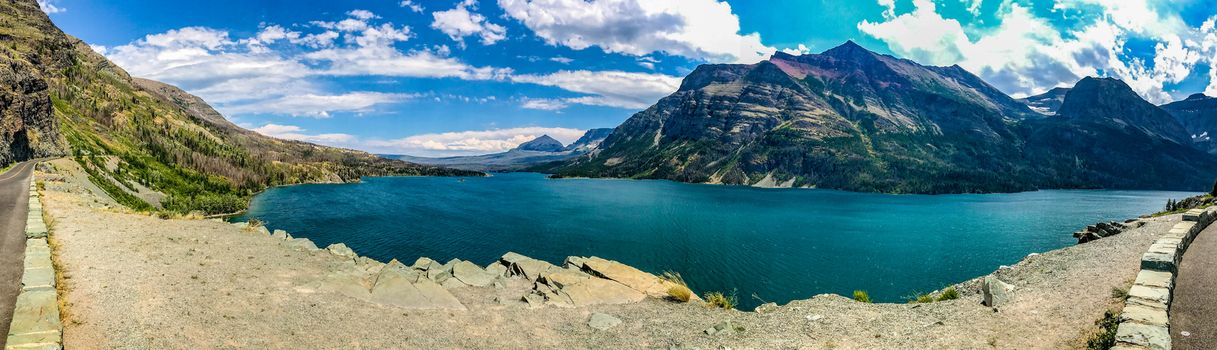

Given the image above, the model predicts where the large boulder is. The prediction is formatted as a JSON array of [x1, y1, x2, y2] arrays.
[[370, 261, 465, 310], [578, 257, 670, 298], [326, 243, 357, 259], [982, 275, 1014, 308], [452, 260, 496, 287], [500, 252, 557, 282]]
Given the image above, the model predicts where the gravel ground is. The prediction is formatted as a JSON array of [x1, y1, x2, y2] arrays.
[[39, 158, 1173, 349]]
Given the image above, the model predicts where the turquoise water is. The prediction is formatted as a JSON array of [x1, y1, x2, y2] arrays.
[[237, 173, 1193, 309]]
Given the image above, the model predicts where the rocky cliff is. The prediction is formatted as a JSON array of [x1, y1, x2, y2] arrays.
[[0, 0, 476, 213], [551, 42, 1217, 193]]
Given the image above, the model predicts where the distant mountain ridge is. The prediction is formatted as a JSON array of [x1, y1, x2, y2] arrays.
[[386, 129, 613, 171], [547, 42, 1217, 193]]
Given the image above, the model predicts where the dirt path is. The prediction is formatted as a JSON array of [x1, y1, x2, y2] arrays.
[[0, 160, 35, 347], [1171, 217, 1217, 349], [37, 158, 1177, 349]]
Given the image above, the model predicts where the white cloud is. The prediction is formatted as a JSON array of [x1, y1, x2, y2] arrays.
[[36, 0, 64, 14], [400, 0, 424, 13], [858, 0, 1213, 103], [252, 124, 357, 143], [431, 0, 508, 46], [367, 127, 588, 156], [550, 56, 573, 64], [521, 98, 569, 111], [511, 70, 681, 109], [497, 0, 775, 63], [781, 44, 812, 56], [88, 44, 107, 55], [225, 92, 417, 118]]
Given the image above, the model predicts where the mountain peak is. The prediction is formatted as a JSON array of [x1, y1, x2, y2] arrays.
[[1185, 93, 1211, 101], [513, 134, 565, 152], [821, 40, 875, 59]]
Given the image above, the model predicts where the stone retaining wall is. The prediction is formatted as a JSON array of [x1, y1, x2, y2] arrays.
[[6, 176, 63, 350], [1113, 208, 1216, 350]]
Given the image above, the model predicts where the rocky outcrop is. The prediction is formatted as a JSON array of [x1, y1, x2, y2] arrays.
[[1073, 220, 1143, 244], [0, 50, 67, 165]]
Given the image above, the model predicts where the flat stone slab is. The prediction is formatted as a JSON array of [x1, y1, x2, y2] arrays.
[[1115, 323, 1170, 350], [1134, 270, 1173, 290], [580, 257, 670, 298], [1183, 209, 1204, 221], [1128, 285, 1170, 306], [500, 252, 557, 282], [6, 289, 61, 348], [20, 267, 55, 292], [370, 263, 464, 310], [451, 260, 496, 287], [559, 277, 646, 307], [1120, 304, 1168, 326], [588, 313, 622, 331], [1140, 252, 1177, 273]]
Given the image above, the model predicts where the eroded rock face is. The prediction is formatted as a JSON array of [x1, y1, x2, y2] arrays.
[[982, 275, 1014, 308], [0, 51, 67, 165]]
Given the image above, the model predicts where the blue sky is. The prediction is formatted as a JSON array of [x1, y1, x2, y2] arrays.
[[37, 0, 1217, 156]]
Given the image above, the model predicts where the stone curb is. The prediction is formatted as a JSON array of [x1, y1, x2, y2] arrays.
[[6, 173, 63, 350], [1117, 207, 1215, 350]]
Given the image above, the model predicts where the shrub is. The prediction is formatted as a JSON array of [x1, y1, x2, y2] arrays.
[[853, 290, 872, 303], [936, 287, 959, 301], [1111, 287, 1128, 300], [909, 293, 934, 304], [660, 271, 693, 302], [704, 291, 737, 310], [1085, 309, 1120, 350]]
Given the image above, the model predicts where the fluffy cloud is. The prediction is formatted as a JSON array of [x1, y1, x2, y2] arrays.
[[431, 0, 508, 46], [366, 127, 588, 156], [225, 92, 418, 118], [511, 70, 681, 109], [400, 0, 424, 13], [497, 0, 775, 63], [859, 0, 1214, 103], [252, 124, 357, 143], [36, 0, 64, 14]]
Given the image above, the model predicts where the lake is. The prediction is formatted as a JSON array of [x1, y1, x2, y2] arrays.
[[236, 172, 1193, 309]]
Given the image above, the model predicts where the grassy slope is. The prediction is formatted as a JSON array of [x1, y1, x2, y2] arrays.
[[0, 0, 479, 214]]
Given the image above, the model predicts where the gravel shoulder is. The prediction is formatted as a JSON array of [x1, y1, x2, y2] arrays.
[[39, 158, 1173, 349]]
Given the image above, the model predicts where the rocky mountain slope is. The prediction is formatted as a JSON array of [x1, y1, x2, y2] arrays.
[[390, 129, 613, 171], [1162, 93, 1217, 154], [1021, 77, 1217, 190], [0, 0, 475, 214], [1019, 87, 1070, 115], [551, 42, 1217, 193]]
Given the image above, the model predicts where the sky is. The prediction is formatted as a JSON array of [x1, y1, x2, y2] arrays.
[[36, 0, 1217, 156]]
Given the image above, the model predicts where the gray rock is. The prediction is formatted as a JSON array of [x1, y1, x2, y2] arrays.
[[370, 262, 465, 310], [452, 260, 496, 287], [485, 262, 508, 277], [441, 277, 469, 289], [412, 257, 441, 271], [704, 320, 743, 336], [588, 313, 622, 331], [754, 302, 778, 314], [500, 252, 557, 282], [982, 275, 1014, 308], [271, 230, 291, 240], [326, 243, 357, 259], [253, 226, 271, 236], [285, 238, 319, 251], [522, 293, 545, 308]]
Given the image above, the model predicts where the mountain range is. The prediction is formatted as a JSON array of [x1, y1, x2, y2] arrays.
[[386, 129, 612, 171], [0, 0, 476, 214], [548, 41, 1217, 193]]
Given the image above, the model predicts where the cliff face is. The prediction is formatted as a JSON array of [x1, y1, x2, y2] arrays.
[[0, 10, 68, 165], [0, 0, 476, 213]]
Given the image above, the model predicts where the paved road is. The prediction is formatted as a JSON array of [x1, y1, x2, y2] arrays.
[[0, 161, 34, 348], [1171, 220, 1217, 349]]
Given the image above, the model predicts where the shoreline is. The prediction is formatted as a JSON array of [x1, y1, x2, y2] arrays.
[[34, 158, 1192, 348]]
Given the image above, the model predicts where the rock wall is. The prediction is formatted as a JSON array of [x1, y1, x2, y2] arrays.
[[6, 171, 64, 349], [0, 51, 67, 165], [1113, 208, 1216, 349]]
